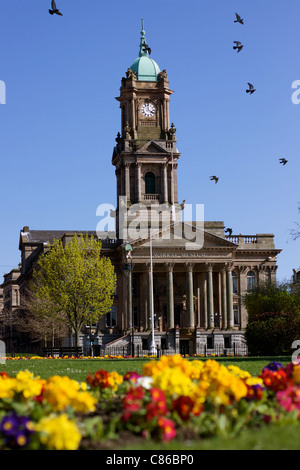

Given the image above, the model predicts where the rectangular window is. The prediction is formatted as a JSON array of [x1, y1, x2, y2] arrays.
[[224, 336, 231, 349], [207, 336, 214, 349], [106, 306, 117, 327], [233, 305, 239, 325]]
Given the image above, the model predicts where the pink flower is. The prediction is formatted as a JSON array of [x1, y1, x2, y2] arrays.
[[276, 385, 300, 417]]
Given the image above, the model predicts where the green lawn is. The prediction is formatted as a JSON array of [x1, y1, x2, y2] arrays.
[[0, 356, 291, 381]]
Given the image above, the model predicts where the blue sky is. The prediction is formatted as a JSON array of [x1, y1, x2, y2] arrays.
[[0, 0, 299, 283]]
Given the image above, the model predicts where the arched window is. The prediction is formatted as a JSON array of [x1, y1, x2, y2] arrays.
[[247, 271, 256, 291], [145, 172, 156, 194], [232, 271, 238, 294]]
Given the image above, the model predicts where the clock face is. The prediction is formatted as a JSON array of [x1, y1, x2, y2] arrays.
[[141, 102, 155, 117]]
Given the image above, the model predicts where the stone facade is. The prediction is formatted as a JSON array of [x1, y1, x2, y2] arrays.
[[0, 27, 281, 356]]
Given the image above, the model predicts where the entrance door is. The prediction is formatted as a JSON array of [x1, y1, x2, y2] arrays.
[[180, 340, 189, 356]]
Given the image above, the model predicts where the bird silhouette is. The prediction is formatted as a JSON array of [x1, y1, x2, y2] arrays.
[[49, 0, 63, 15], [225, 228, 233, 236], [246, 83, 256, 94], [210, 176, 219, 184], [279, 158, 288, 165], [234, 13, 244, 24], [233, 41, 244, 52]]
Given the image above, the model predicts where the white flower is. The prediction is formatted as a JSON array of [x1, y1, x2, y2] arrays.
[[136, 376, 153, 389]]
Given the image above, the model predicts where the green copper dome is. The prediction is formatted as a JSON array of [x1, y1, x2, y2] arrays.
[[130, 23, 161, 82]]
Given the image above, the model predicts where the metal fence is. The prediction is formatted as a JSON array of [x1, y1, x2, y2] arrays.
[[91, 343, 248, 358]]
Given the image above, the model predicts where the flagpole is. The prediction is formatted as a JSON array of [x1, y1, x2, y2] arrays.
[[149, 228, 157, 355]]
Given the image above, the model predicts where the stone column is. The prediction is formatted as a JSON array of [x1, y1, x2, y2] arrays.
[[238, 266, 248, 330], [146, 263, 154, 330], [166, 263, 175, 329], [186, 263, 194, 328], [163, 164, 168, 203], [136, 163, 142, 203], [125, 163, 130, 204], [226, 263, 234, 329], [206, 263, 214, 329], [202, 273, 208, 329], [221, 267, 227, 329]]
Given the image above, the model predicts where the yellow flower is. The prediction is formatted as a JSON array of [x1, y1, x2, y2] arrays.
[[292, 365, 300, 385], [36, 414, 81, 450], [42, 375, 96, 413]]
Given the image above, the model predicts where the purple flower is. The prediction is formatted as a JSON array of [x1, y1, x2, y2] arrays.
[[0, 414, 19, 437], [0, 413, 34, 449], [262, 361, 283, 372]]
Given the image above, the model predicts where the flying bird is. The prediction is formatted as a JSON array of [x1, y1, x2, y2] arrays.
[[279, 158, 288, 165], [210, 176, 219, 184], [225, 228, 233, 236], [49, 0, 63, 15], [233, 41, 244, 52], [234, 13, 244, 24], [246, 83, 256, 94]]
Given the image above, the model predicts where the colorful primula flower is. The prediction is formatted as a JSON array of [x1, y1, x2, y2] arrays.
[[259, 368, 293, 393], [123, 371, 142, 383], [0, 413, 35, 449], [35, 414, 81, 450], [172, 395, 201, 421], [86, 369, 123, 392], [276, 386, 300, 417], [157, 417, 176, 442]]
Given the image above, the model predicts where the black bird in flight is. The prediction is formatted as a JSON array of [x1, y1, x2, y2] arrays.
[[210, 176, 219, 184], [49, 0, 63, 16], [279, 158, 288, 165], [234, 13, 244, 24], [233, 41, 244, 52], [246, 83, 256, 94], [225, 228, 233, 236]]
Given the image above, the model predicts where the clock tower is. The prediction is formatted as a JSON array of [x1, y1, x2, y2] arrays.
[[112, 23, 181, 237]]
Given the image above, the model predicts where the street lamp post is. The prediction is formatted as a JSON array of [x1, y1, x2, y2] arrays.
[[124, 244, 134, 357]]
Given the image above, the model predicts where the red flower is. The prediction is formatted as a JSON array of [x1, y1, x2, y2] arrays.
[[172, 396, 195, 421], [259, 368, 293, 393], [157, 417, 176, 441], [123, 371, 141, 383], [0, 371, 9, 379], [150, 388, 166, 403], [86, 370, 110, 388], [122, 386, 145, 413]]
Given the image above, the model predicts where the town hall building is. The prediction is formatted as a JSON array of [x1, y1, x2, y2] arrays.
[[0, 26, 281, 356]]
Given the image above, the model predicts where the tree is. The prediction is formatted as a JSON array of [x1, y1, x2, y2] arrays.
[[30, 234, 116, 346], [244, 281, 300, 355]]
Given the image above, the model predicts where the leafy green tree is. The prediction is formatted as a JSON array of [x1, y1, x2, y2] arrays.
[[30, 234, 116, 346], [244, 281, 300, 355]]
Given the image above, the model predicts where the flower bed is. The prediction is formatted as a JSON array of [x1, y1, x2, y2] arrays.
[[0, 355, 300, 449]]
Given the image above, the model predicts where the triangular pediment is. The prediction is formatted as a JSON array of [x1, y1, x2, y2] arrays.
[[135, 140, 171, 155], [121, 222, 238, 253]]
